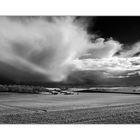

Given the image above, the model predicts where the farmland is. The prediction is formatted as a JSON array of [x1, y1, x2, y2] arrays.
[[0, 90, 140, 123]]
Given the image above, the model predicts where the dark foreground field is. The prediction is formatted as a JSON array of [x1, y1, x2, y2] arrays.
[[0, 92, 140, 124], [0, 103, 140, 124]]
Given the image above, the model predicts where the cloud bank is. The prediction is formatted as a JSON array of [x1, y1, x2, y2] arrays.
[[0, 16, 140, 84], [0, 17, 90, 82]]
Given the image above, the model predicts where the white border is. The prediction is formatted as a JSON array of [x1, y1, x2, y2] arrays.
[[0, 0, 139, 15], [0, 125, 140, 140]]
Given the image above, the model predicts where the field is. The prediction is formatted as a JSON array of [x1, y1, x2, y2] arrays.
[[0, 91, 140, 123]]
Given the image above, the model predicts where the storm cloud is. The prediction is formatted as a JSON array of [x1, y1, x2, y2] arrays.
[[0, 16, 140, 84]]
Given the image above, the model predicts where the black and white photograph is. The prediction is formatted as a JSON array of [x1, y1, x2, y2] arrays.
[[0, 16, 140, 124]]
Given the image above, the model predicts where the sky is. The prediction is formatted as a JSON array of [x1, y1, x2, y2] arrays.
[[0, 16, 140, 87]]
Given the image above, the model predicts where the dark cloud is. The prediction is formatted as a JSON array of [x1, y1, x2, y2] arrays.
[[0, 16, 140, 87]]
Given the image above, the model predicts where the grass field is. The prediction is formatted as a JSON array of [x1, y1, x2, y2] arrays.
[[0, 92, 140, 123], [0, 103, 140, 124]]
